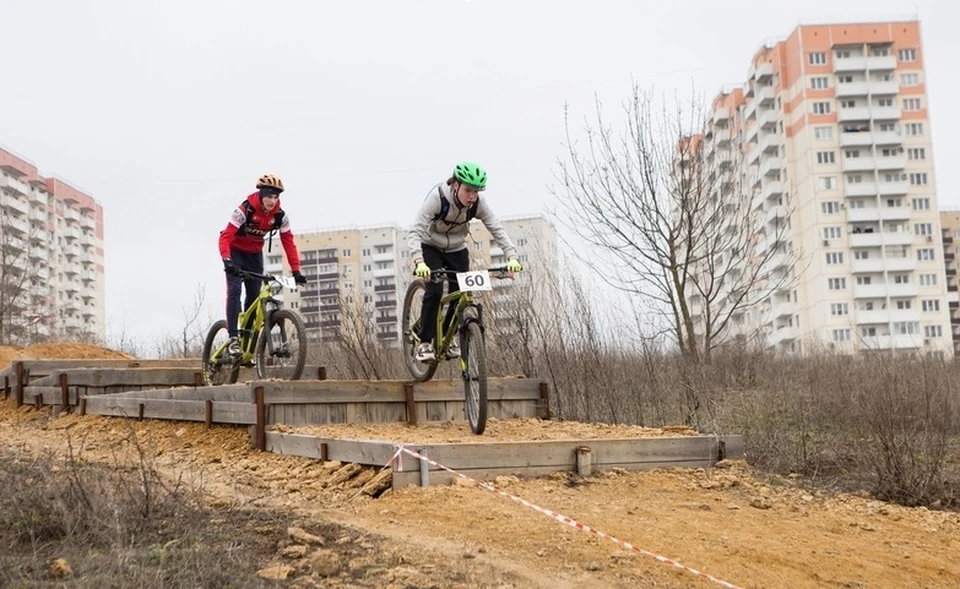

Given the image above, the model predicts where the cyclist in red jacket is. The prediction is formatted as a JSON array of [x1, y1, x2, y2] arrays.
[[218, 174, 307, 356]]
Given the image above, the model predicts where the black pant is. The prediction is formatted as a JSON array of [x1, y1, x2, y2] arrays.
[[225, 249, 264, 337], [418, 244, 469, 345]]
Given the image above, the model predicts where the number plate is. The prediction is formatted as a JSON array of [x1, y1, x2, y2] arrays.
[[456, 270, 492, 292]]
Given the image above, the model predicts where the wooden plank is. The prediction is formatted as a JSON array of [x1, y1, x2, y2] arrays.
[[82, 397, 256, 424], [257, 379, 540, 405], [391, 459, 719, 488], [8, 359, 200, 378], [47, 368, 202, 387], [393, 437, 730, 472], [264, 432, 398, 464], [96, 384, 252, 402]]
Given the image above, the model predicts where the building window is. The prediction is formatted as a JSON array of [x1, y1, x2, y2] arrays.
[[823, 226, 842, 240], [905, 123, 924, 136], [907, 148, 926, 161], [837, 74, 854, 83], [924, 325, 943, 338], [828, 277, 846, 290], [814, 126, 833, 140], [826, 252, 844, 265], [912, 197, 930, 210], [817, 151, 836, 164], [822, 201, 841, 214], [900, 73, 920, 86], [832, 329, 851, 342], [920, 274, 938, 286], [840, 99, 856, 108], [898, 48, 917, 62], [819, 176, 837, 190], [903, 98, 922, 111], [830, 302, 849, 316], [877, 97, 893, 107], [914, 223, 933, 236], [922, 299, 941, 312], [909, 173, 928, 186], [847, 174, 863, 184], [809, 52, 827, 65], [844, 149, 861, 159], [835, 49, 851, 59], [810, 76, 829, 89], [812, 102, 831, 114]]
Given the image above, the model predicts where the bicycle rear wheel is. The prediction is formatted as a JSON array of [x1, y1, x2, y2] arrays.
[[401, 278, 438, 382], [461, 321, 488, 434], [201, 320, 240, 385], [255, 309, 308, 380]]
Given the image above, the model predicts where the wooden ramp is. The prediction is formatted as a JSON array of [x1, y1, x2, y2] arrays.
[[1, 359, 743, 488], [265, 430, 744, 489]]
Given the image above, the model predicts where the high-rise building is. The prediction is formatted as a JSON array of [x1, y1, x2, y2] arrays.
[[698, 20, 950, 355], [273, 216, 559, 343], [938, 209, 960, 354], [0, 147, 105, 341]]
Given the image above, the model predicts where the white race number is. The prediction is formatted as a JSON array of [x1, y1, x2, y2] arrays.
[[456, 270, 492, 292]]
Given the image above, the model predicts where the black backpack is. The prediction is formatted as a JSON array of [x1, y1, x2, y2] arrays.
[[432, 188, 478, 224]]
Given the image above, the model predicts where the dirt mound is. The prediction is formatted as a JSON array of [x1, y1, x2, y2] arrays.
[[0, 343, 132, 368]]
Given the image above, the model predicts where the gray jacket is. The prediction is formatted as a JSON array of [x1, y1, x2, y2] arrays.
[[408, 183, 518, 263]]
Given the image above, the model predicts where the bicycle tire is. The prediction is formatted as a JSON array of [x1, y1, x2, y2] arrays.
[[461, 320, 488, 434], [201, 319, 240, 385], [255, 309, 308, 380], [401, 278, 438, 382]]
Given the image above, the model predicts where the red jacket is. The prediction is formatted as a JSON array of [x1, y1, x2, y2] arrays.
[[218, 192, 301, 272]]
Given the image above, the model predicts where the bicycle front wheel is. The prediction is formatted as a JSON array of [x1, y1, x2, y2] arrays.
[[201, 319, 239, 385], [401, 278, 437, 382], [461, 321, 488, 434], [255, 309, 308, 380]]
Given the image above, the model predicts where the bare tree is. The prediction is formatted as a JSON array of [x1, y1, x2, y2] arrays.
[[553, 85, 795, 363], [0, 205, 34, 344]]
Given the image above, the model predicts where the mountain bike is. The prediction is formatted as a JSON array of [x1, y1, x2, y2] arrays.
[[201, 270, 308, 385], [401, 266, 514, 434]]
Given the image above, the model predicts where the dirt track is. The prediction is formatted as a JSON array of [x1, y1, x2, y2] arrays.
[[2, 343, 959, 587]]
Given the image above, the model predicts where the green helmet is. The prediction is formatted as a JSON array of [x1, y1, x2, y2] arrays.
[[453, 161, 487, 190]]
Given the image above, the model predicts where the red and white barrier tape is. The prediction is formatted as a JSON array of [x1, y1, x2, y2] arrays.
[[390, 445, 743, 589]]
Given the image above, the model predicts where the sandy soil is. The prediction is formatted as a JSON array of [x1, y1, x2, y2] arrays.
[[1, 344, 959, 588]]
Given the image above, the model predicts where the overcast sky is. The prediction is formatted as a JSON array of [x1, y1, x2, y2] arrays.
[[3, 0, 957, 347]]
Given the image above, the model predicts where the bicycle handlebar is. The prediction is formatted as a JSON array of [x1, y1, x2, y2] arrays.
[[232, 269, 284, 282], [416, 267, 519, 282]]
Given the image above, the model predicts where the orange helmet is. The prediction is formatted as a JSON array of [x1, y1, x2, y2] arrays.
[[256, 174, 284, 193]]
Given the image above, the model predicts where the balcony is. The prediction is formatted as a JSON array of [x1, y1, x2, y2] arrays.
[[888, 283, 920, 298], [881, 206, 912, 222], [372, 267, 394, 278], [840, 131, 874, 147], [876, 156, 906, 171], [873, 131, 903, 145], [753, 62, 774, 81], [0, 175, 29, 196], [756, 84, 776, 104], [870, 81, 899, 95], [758, 109, 779, 129], [770, 300, 792, 319], [372, 251, 394, 263], [847, 208, 881, 223], [757, 181, 779, 201], [770, 326, 799, 346], [3, 216, 29, 235], [835, 82, 869, 97], [885, 257, 917, 272], [374, 284, 396, 292], [764, 205, 789, 225], [856, 309, 890, 324], [838, 107, 873, 122], [63, 207, 80, 223], [845, 182, 878, 198], [759, 132, 782, 153], [866, 55, 897, 71], [81, 214, 96, 231], [712, 108, 730, 124], [714, 129, 732, 144], [842, 156, 877, 172], [1, 193, 29, 215], [854, 284, 888, 299], [878, 182, 909, 196], [834, 56, 868, 71], [872, 106, 901, 120], [760, 157, 781, 177], [865, 334, 922, 350]]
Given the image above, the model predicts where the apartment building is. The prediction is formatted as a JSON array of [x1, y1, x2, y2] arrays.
[[272, 216, 559, 343], [939, 210, 960, 354], [0, 147, 105, 342], [698, 20, 950, 356]]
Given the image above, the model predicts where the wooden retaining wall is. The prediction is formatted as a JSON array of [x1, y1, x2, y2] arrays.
[[265, 431, 745, 488]]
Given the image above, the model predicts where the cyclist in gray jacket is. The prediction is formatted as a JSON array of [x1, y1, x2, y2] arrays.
[[407, 161, 523, 361]]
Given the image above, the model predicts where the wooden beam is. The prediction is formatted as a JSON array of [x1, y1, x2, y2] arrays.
[[255, 386, 266, 451], [82, 397, 256, 424], [404, 383, 416, 426], [15, 361, 24, 407]]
